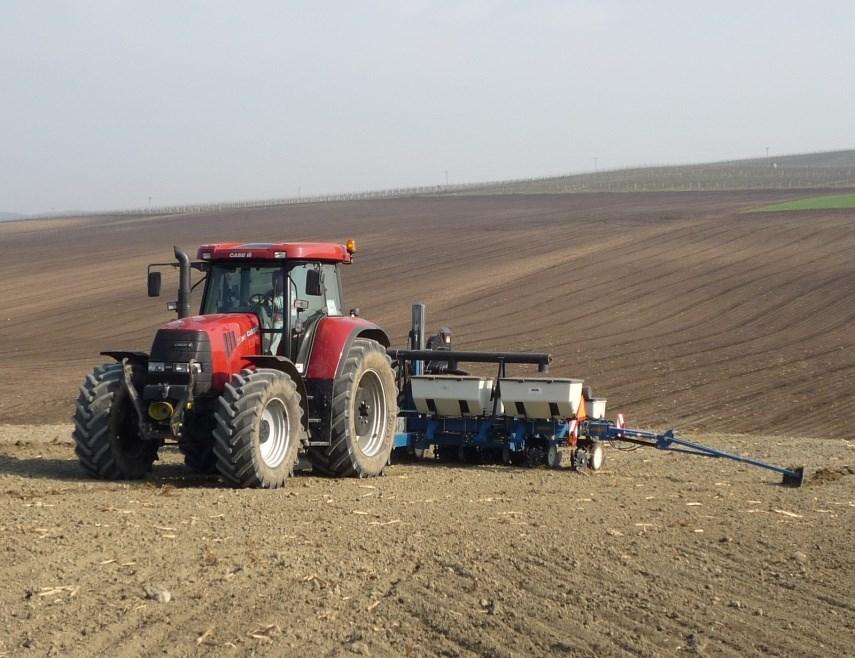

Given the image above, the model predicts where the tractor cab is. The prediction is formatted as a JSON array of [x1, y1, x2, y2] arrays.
[[195, 241, 353, 360], [199, 258, 343, 358]]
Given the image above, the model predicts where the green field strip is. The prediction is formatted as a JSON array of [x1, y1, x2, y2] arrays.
[[753, 193, 855, 212]]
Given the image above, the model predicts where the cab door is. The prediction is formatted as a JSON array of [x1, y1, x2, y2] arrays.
[[287, 263, 343, 359]]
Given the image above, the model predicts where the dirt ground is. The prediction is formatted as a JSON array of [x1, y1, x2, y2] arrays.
[[0, 426, 852, 657], [2, 191, 855, 438], [0, 191, 854, 655]]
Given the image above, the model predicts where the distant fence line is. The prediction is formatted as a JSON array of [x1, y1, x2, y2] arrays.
[[86, 169, 855, 219], [76, 178, 535, 218], [31, 148, 855, 219]]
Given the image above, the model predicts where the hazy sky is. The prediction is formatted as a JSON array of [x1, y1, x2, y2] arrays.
[[2, 1, 853, 214]]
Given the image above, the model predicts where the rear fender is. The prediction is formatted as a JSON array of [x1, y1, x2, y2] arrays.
[[305, 317, 391, 380], [245, 355, 309, 429]]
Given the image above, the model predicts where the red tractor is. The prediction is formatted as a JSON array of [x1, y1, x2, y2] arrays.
[[72, 241, 398, 487]]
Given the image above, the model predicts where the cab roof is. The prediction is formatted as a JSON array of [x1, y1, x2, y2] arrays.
[[197, 242, 352, 263]]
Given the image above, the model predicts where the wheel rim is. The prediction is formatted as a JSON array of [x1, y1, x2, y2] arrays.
[[353, 369, 387, 457], [258, 397, 291, 468]]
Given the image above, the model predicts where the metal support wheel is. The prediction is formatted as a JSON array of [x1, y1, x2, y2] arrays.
[[573, 447, 590, 471], [588, 441, 605, 471]]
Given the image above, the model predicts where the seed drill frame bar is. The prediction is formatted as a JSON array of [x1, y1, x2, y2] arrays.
[[583, 420, 805, 486]]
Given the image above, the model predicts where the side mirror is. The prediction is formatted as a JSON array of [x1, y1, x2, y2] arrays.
[[147, 271, 162, 297], [305, 269, 324, 296]]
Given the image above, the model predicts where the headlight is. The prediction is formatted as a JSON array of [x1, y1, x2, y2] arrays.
[[171, 362, 203, 373], [148, 362, 166, 373]]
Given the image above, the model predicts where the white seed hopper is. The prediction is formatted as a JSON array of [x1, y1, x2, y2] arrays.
[[499, 378, 583, 419], [585, 397, 607, 419], [411, 375, 498, 417]]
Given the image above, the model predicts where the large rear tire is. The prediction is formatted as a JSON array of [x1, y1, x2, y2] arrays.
[[213, 368, 304, 488], [72, 363, 158, 479], [308, 338, 397, 477]]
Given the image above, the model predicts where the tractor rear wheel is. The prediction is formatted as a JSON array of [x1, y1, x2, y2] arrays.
[[72, 362, 158, 479], [213, 368, 304, 488], [308, 338, 397, 477]]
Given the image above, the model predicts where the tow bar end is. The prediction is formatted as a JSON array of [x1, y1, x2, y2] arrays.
[[782, 466, 805, 487]]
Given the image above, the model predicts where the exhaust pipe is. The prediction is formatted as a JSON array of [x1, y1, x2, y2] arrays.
[[174, 246, 192, 319], [410, 303, 426, 375]]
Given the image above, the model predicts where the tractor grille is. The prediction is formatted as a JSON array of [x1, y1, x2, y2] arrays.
[[147, 329, 213, 395]]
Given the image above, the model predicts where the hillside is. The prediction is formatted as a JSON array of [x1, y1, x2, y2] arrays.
[[454, 149, 855, 195], [1, 189, 853, 438]]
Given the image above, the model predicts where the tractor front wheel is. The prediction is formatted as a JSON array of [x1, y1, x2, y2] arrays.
[[213, 368, 304, 488], [308, 338, 397, 477], [72, 362, 158, 479]]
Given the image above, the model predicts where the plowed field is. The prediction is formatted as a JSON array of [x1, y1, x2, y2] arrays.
[[0, 192, 853, 656]]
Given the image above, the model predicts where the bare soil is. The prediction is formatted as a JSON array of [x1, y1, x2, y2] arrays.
[[2, 191, 855, 437], [0, 427, 852, 657], [0, 192, 853, 656]]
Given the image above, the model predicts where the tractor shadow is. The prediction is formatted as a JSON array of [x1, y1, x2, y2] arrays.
[[0, 447, 223, 489], [0, 446, 550, 489]]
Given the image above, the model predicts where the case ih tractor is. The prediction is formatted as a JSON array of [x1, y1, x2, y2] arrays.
[[72, 241, 398, 487]]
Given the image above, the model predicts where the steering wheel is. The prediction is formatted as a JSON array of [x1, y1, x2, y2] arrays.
[[249, 293, 269, 307], [248, 293, 274, 325]]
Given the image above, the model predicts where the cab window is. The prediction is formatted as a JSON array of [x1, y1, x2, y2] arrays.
[[202, 264, 280, 313], [321, 264, 342, 316], [290, 264, 327, 325]]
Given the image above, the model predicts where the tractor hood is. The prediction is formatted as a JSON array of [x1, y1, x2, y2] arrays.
[[153, 313, 263, 390], [160, 313, 260, 336]]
